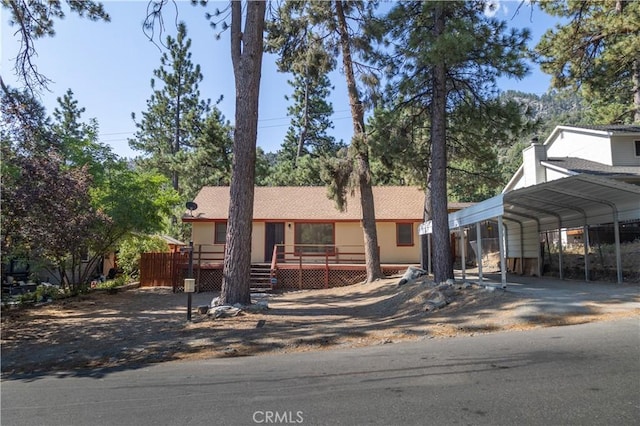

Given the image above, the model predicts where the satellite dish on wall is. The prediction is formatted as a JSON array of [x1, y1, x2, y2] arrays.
[[186, 201, 198, 217]]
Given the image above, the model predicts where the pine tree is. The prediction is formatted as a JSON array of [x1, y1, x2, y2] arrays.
[[377, 1, 530, 282], [52, 89, 115, 184], [130, 22, 211, 193], [220, 1, 267, 305], [266, 0, 385, 282], [536, 0, 640, 123], [281, 71, 341, 163]]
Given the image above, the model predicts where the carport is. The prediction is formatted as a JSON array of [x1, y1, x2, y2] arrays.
[[420, 174, 640, 286]]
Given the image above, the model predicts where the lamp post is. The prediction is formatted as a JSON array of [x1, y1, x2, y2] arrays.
[[185, 201, 197, 321]]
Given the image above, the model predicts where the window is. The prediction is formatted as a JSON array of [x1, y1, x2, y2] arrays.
[[80, 247, 90, 262], [635, 140, 640, 157], [294, 223, 335, 254], [396, 223, 414, 246], [214, 222, 227, 244]]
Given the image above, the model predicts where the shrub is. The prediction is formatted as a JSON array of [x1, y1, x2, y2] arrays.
[[15, 284, 64, 305], [117, 234, 169, 276]]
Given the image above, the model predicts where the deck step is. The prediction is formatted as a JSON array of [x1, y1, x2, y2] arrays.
[[250, 264, 274, 292]]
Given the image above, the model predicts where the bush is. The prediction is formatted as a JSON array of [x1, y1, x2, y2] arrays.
[[95, 274, 128, 290], [117, 234, 169, 276], [15, 284, 64, 305]]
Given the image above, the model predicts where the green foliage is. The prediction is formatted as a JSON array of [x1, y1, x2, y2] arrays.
[[95, 274, 128, 290], [536, 0, 640, 123], [321, 148, 355, 212], [52, 89, 117, 184], [15, 284, 64, 305], [261, 154, 326, 186], [176, 108, 234, 200], [2, 86, 181, 289], [117, 234, 169, 276], [130, 21, 221, 200], [90, 163, 180, 237]]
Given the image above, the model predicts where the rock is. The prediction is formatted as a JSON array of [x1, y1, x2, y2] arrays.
[[424, 291, 448, 311], [197, 305, 209, 315], [398, 266, 428, 286], [208, 305, 242, 318]]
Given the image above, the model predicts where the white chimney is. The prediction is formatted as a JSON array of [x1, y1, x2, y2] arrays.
[[522, 137, 547, 187]]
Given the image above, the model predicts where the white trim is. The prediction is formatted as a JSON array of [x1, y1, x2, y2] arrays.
[[539, 160, 578, 176]]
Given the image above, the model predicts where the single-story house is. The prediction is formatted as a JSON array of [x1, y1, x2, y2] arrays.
[[181, 186, 472, 290], [422, 125, 640, 285]]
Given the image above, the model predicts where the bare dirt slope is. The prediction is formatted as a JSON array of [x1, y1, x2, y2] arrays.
[[2, 275, 638, 379]]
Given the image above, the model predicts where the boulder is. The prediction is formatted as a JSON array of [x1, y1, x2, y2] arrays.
[[398, 266, 428, 286]]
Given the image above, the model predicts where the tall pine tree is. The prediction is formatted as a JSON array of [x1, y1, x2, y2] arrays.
[[536, 0, 640, 123], [377, 1, 530, 282], [130, 22, 211, 193], [267, 0, 385, 282]]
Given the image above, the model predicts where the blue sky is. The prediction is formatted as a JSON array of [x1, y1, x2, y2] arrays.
[[1, 0, 560, 159]]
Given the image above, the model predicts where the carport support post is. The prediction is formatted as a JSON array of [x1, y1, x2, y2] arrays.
[[558, 225, 564, 280], [460, 228, 466, 281], [614, 216, 622, 284], [498, 216, 507, 289], [476, 221, 483, 284], [583, 225, 590, 282]]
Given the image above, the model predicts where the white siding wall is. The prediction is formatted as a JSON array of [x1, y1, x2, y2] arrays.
[[546, 130, 613, 165], [611, 136, 640, 166]]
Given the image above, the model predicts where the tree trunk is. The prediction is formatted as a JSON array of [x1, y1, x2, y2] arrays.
[[220, 1, 266, 305], [334, 0, 383, 282], [430, 3, 453, 283], [633, 55, 640, 123], [173, 81, 181, 192], [295, 74, 309, 165]]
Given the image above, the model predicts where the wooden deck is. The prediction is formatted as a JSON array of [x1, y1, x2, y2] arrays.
[[140, 244, 415, 292]]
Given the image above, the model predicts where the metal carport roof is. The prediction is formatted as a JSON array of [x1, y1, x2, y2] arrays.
[[422, 174, 640, 284]]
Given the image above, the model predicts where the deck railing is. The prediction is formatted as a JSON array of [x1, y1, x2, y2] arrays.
[[270, 244, 368, 267], [270, 244, 370, 289], [190, 243, 226, 266]]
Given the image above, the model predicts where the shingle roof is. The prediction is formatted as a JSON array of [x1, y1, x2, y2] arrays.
[[187, 186, 473, 221], [543, 157, 640, 178], [561, 125, 640, 134]]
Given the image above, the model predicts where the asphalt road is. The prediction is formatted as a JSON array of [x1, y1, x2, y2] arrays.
[[2, 318, 639, 426]]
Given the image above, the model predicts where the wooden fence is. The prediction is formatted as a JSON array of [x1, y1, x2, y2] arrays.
[[140, 252, 187, 288]]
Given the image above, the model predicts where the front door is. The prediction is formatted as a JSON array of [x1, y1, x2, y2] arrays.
[[265, 222, 285, 262]]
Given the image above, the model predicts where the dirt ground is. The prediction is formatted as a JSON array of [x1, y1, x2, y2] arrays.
[[2, 272, 638, 379]]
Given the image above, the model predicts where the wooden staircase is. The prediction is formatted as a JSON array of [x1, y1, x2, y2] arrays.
[[250, 264, 274, 293]]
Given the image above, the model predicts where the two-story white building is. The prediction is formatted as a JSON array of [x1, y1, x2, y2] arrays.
[[421, 125, 640, 285]]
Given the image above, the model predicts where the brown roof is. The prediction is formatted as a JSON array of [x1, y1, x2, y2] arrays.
[[186, 186, 472, 222]]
